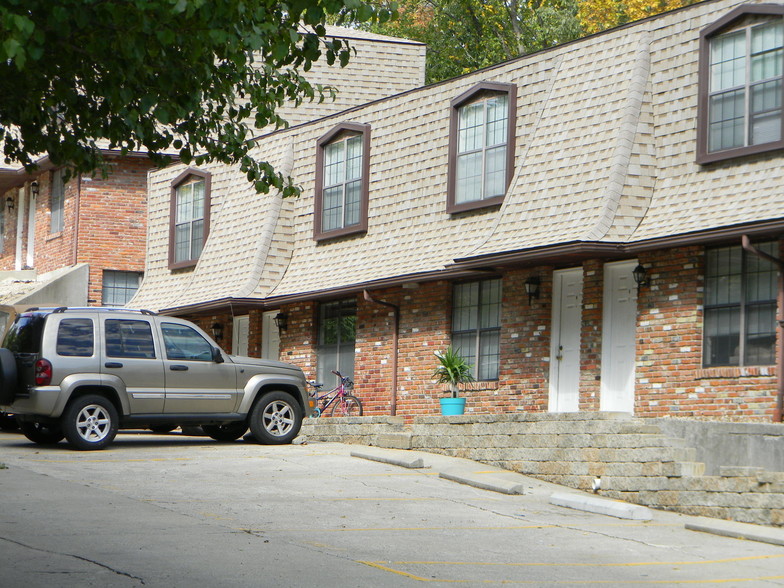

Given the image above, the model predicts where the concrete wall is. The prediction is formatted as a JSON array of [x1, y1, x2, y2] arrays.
[[654, 419, 784, 476], [301, 413, 784, 527]]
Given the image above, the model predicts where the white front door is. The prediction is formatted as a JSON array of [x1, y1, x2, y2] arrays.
[[232, 315, 249, 356], [549, 268, 583, 412], [261, 311, 281, 361], [600, 261, 638, 413]]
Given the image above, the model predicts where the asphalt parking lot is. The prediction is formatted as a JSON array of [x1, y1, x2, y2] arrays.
[[1, 429, 783, 587]]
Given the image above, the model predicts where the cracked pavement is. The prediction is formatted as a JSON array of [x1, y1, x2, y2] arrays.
[[1, 430, 783, 587]]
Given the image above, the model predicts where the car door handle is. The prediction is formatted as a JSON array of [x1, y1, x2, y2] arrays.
[[170, 365, 188, 371], [104, 362, 123, 368]]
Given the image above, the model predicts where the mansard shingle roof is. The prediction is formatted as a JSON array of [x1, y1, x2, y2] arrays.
[[132, 0, 784, 313]]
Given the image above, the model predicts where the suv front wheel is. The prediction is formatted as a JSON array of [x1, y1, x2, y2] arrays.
[[62, 395, 119, 450], [249, 391, 302, 445]]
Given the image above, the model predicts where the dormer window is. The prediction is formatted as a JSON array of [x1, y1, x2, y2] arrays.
[[168, 168, 211, 270], [447, 82, 516, 213], [314, 123, 370, 241], [698, 5, 784, 164]]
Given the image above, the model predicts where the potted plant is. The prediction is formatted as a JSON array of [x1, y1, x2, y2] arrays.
[[433, 347, 475, 415]]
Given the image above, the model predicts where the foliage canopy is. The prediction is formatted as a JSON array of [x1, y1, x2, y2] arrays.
[[0, 0, 393, 194]]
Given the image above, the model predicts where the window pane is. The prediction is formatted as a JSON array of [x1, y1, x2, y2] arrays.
[[453, 282, 479, 331], [711, 31, 746, 91], [452, 332, 476, 371], [57, 319, 94, 357], [324, 142, 345, 187], [484, 146, 507, 199], [344, 181, 361, 227], [458, 103, 484, 152], [478, 331, 500, 380], [191, 219, 204, 259], [175, 223, 190, 263], [105, 319, 155, 359], [709, 90, 746, 151], [480, 279, 502, 328], [745, 302, 776, 365], [318, 300, 356, 382], [103, 271, 142, 307], [703, 306, 740, 366], [176, 183, 192, 224], [456, 152, 482, 204], [346, 136, 363, 180], [161, 323, 213, 361]]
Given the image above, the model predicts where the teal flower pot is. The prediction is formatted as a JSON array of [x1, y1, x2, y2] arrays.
[[440, 397, 466, 416]]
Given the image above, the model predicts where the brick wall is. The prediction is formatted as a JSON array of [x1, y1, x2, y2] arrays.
[[0, 156, 152, 305], [635, 245, 779, 421]]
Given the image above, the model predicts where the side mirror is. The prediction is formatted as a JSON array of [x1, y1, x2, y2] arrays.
[[212, 346, 224, 364]]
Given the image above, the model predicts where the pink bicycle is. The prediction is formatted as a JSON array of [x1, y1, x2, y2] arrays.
[[308, 370, 363, 417]]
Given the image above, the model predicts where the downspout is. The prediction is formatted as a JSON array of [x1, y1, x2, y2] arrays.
[[363, 290, 399, 416], [742, 235, 784, 422], [72, 175, 81, 265]]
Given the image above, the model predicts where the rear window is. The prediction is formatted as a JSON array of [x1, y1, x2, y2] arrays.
[[2, 313, 47, 354], [56, 318, 94, 357]]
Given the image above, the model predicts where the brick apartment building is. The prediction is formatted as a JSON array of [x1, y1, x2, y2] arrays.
[[131, 1, 784, 423], [0, 152, 153, 329]]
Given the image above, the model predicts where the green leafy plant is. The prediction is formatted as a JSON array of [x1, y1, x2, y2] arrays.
[[433, 347, 475, 398]]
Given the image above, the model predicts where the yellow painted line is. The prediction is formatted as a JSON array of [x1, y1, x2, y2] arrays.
[[358, 561, 434, 582], [384, 553, 784, 568], [278, 525, 555, 532], [30, 457, 191, 463]]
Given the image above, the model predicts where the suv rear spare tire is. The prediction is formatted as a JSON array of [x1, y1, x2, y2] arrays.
[[0, 348, 17, 404], [62, 395, 119, 450], [249, 391, 302, 445]]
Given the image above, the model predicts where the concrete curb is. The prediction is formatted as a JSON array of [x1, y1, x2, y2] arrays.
[[550, 492, 654, 520], [350, 450, 424, 469], [439, 469, 526, 495], [685, 517, 784, 547]]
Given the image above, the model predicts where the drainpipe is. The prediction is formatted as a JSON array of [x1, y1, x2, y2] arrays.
[[742, 235, 784, 423], [363, 290, 399, 416]]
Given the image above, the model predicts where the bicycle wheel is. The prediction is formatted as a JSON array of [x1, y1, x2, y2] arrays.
[[330, 394, 363, 417]]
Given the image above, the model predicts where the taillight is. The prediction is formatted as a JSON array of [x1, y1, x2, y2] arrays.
[[35, 358, 52, 386]]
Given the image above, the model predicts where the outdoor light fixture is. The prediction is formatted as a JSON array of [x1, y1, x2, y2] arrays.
[[274, 312, 288, 332], [30, 180, 39, 198], [632, 264, 649, 293], [211, 322, 224, 341], [524, 276, 540, 305], [5, 197, 13, 212]]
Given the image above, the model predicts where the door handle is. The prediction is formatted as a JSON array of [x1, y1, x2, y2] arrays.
[[104, 362, 123, 368], [556, 345, 563, 361], [169, 365, 188, 371]]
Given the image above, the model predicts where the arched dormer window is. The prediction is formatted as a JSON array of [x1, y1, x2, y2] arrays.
[[314, 122, 371, 241], [447, 81, 517, 214], [697, 4, 784, 164], [168, 168, 211, 270]]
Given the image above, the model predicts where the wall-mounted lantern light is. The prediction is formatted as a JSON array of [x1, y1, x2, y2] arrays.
[[274, 312, 288, 332], [30, 180, 39, 198], [524, 276, 540, 305], [632, 264, 649, 293], [5, 196, 13, 212], [211, 322, 224, 341]]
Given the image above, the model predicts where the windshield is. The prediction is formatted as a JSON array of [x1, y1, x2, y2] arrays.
[[2, 313, 47, 353]]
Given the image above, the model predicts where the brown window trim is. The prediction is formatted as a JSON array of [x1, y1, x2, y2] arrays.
[[168, 167, 211, 270], [696, 4, 784, 165], [447, 81, 517, 214], [314, 122, 371, 242]]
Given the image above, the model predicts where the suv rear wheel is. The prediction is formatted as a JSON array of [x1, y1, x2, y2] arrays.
[[202, 422, 247, 442], [249, 391, 302, 445], [62, 395, 119, 450], [19, 421, 64, 445]]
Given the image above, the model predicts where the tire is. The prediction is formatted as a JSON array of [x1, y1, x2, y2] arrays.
[[62, 395, 119, 450], [0, 412, 18, 431], [249, 391, 302, 445], [202, 422, 247, 442], [0, 348, 18, 404], [330, 394, 363, 417], [20, 421, 64, 445], [149, 424, 178, 434]]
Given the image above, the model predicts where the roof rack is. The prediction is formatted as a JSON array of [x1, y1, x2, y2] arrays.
[[50, 307, 157, 315]]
